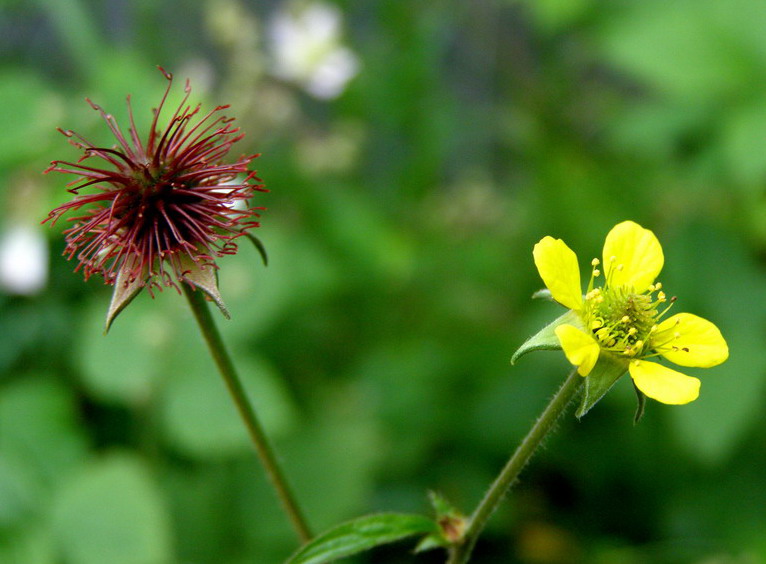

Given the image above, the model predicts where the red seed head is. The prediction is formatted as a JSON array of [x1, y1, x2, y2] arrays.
[[44, 68, 266, 293]]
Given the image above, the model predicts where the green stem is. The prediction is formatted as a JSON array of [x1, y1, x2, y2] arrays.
[[183, 285, 312, 543], [447, 369, 582, 564]]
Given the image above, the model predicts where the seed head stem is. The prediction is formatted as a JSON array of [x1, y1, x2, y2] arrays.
[[183, 284, 312, 543]]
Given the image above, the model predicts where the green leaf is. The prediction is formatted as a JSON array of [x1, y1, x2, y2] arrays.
[[522, 0, 594, 33], [598, 0, 749, 103], [575, 353, 628, 419], [286, 513, 439, 564], [0, 525, 56, 564], [0, 456, 37, 528], [0, 376, 88, 488], [79, 299, 171, 405], [511, 309, 581, 365], [0, 70, 60, 167], [160, 355, 297, 459], [50, 453, 173, 564]]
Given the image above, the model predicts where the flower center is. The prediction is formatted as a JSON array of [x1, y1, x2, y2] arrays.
[[582, 259, 671, 358], [107, 165, 210, 254]]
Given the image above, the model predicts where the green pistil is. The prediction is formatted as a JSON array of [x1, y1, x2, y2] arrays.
[[583, 281, 668, 358]]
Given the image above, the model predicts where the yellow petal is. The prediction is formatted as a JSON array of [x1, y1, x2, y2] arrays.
[[555, 324, 600, 376], [654, 313, 729, 368], [602, 221, 663, 292], [629, 360, 700, 404], [533, 236, 582, 311]]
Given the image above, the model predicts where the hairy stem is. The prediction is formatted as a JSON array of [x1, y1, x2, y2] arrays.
[[447, 369, 582, 564], [183, 285, 312, 542]]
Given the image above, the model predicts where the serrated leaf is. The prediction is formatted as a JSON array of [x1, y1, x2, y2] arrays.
[[0, 377, 88, 488], [511, 309, 582, 365], [50, 453, 173, 564], [104, 266, 145, 334], [178, 255, 230, 319], [286, 513, 439, 564], [575, 353, 628, 419]]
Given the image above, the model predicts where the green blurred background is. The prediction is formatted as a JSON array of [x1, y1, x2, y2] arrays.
[[2, 0, 766, 562]]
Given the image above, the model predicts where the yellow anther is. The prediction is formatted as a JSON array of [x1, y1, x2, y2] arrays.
[[593, 269, 600, 277], [654, 282, 662, 290], [621, 315, 630, 324], [617, 264, 624, 271], [628, 327, 637, 336], [657, 291, 666, 301], [609, 256, 617, 263], [635, 340, 644, 349], [591, 258, 600, 266], [648, 284, 655, 292], [674, 331, 681, 339]]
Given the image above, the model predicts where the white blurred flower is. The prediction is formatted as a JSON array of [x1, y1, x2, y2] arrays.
[[0, 224, 49, 295], [269, 1, 360, 99]]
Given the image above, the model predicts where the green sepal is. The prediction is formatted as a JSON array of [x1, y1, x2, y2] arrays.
[[633, 381, 647, 424], [531, 288, 553, 301], [105, 267, 146, 334], [243, 232, 268, 266], [414, 492, 466, 552], [575, 353, 629, 419], [511, 309, 583, 365], [414, 534, 445, 553], [179, 256, 230, 319], [428, 491, 458, 518], [286, 513, 439, 564]]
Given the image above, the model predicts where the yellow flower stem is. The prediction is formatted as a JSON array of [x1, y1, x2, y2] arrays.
[[183, 285, 312, 543], [446, 368, 582, 564]]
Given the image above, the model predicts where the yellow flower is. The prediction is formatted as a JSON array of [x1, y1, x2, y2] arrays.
[[533, 221, 728, 405]]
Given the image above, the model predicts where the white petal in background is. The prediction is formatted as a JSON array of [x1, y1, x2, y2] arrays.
[[0, 224, 49, 295], [269, 1, 360, 100]]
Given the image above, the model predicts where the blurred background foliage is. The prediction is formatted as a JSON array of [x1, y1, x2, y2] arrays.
[[1, 0, 765, 562]]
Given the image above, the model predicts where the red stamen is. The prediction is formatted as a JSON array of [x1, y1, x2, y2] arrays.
[[44, 67, 265, 292]]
